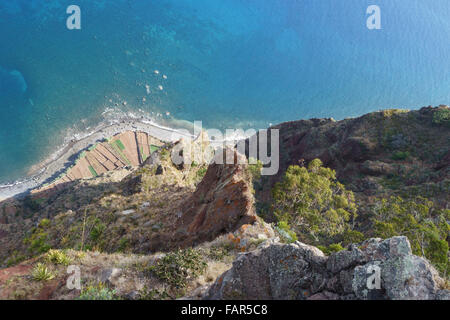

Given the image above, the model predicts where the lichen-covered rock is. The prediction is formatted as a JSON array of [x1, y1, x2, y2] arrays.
[[435, 290, 450, 300], [207, 236, 449, 300], [326, 245, 365, 274], [359, 236, 413, 261], [381, 255, 441, 300], [352, 261, 385, 300], [351, 236, 447, 300], [99, 268, 123, 286], [339, 269, 354, 294], [206, 240, 328, 300]]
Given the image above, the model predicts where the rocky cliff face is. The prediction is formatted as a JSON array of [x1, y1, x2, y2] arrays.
[[0, 136, 260, 266], [146, 148, 257, 251], [251, 106, 450, 221], [206, 236, 449, 300]]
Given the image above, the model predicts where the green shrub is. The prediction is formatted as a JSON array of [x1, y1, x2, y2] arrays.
[[191, 161, 199, 167], [248, 158, 263, 181], [46, 249, 72, 266], [138, 286, 170, 300], [341, 229, 365, 246], [391, 151, 410, 161], [196, 167, 208, 180], [6, 251, 26, 267], [272, 159, 358, 245], [432, 108, 450, 127], [23, 196, 41, 212], [159, 149, 170, 161], [149, 248, 207, 288], [382, 109, 409, 118], [32, 263, 55, 281], [90, 219, 106, 243], [24, 219, 51, 255], [118, 238, 129, 252], [372, 196, 449, 275], [206, 245, 232, 261], [78, 282, 118, 300], [275, 221, 298, 243], [318, 243, 345, 255], [39, 219, 51, 228]]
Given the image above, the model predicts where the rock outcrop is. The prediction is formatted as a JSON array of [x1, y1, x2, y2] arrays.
[[206, 236, 449, 300], [148, 148, 257, 250]]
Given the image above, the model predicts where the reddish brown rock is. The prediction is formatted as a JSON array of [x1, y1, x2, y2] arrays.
[[37, 277, 68, 300], [0, 264, 32, 285], [149, 148, 257, 250]]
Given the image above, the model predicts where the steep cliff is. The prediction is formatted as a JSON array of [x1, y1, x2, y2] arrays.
[[0, 106, 448, 300]]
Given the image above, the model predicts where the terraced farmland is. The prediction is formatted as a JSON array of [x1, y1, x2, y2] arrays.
[[32, 131, 163, 197]]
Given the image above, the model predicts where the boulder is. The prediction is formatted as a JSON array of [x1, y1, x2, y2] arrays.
[[206, 236, 449, 300], [121, 174, 143, 196], [381, 255, 441, 300], [206, 240, 328, 300], [326, 245, 365, 274], [99, 268, 123, 286]]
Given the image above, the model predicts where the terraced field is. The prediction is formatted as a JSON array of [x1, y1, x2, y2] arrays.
[[32, 131, 163, 197]]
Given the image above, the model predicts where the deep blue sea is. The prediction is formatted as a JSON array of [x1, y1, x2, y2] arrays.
[[0, 0, 449, 185]]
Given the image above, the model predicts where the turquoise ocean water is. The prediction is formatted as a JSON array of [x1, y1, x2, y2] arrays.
[[0, 0, 449, 185]]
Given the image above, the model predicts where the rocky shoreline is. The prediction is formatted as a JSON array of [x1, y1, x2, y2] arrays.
[[0, 119, 195, 201]]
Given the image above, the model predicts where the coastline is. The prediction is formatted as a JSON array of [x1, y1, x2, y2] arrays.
[[0, 119, 196, 201]]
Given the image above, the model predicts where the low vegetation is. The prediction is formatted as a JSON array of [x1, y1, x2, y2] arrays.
[[138, 286, 170, 300], [78, 282, 118, 300], [24, 218, 51, 255], [149, 248, 207, 289], [248, 158, 263, 182], [317, 243, 345, 255], [31, 263, 55, 281], [432, 108, 450, 127], [46, 249, 72, 266], [391, 151, 410, 161], [372, 196, 449, 275], [271, 159, 449, 277]]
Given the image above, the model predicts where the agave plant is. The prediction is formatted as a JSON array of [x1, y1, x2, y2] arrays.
[[32, 263, 55, 281], [46, 249, 72, 266]]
